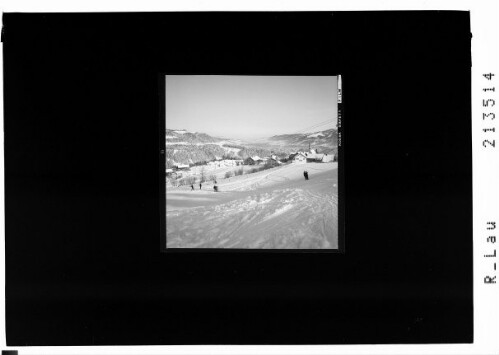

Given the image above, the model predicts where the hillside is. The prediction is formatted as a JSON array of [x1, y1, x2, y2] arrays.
[[165, 144, 227, 167], [165, 128, 338, 167], [165, 129, 222, 144], [165, 129, 231, 167], [165, 129, 276, 167], [268, 128, 337, 147]]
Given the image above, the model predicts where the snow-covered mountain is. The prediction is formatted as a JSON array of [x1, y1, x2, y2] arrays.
[[165, 129, 222, 144], [268, 128, 338, 148]]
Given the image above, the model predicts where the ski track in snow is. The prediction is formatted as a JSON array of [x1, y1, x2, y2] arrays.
[[166, 162, 338, 249]]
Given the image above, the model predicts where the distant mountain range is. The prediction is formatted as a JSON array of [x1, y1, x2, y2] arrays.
[[165, 129, 222, 144], [165, 128, 338, 168], [268, 128, 338, 148]]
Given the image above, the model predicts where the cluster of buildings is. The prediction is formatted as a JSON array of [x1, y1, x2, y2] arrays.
[[166, 148, 335, 178], [289, 149, 335, 164], [245, 149, 335, 166], [165, 164, 189, 178], [244, 154, 288, 167]]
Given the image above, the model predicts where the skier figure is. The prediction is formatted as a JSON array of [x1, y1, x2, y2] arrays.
[[303, 171, 307, 181], [305, 171, 309, 180], [190, 184, 194, 191], [213, 185, 218, 192], [199, 183, 202, 190]]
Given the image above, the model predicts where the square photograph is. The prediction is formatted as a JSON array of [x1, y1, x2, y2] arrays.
[[164, 75, 340, 249]]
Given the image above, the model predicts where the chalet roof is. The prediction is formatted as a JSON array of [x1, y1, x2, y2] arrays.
[[290, 152, 307, 159]]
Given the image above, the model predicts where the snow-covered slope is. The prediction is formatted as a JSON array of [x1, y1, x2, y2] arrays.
[[166, 162, 338, 249], [307, 132, 324, 138]]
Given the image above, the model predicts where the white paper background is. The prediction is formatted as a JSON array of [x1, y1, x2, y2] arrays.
[[0, 1, 497, 354]]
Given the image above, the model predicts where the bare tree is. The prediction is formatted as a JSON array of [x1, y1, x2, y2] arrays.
[[234, 167, 244, 176], [200, 167, 207, 183]]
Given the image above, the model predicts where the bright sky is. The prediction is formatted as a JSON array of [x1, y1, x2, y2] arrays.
[[165, 75, 338, 139]]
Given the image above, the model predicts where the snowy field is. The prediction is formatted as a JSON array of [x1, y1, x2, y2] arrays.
[[166, 162, 338, 249]]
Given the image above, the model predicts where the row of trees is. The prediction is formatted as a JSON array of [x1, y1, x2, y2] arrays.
[[224, 167, 244, 179], [173, 173, 217, 187], [223, 160, 278, 179], [221, 153, 240, 160], [171, 158, 287, 187]]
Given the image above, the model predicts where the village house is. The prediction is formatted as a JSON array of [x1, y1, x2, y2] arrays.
[[252, 156, 264, 164], [305, 152, 322, 162], [244, 157, 255, 165], [244, 156, 264, 165], [267, 154, 282, 165], [270, 154, 287, 163], [301, 148, 336, 163], [289, 152, 307, 164], [266, 158, 280, 167], [174, 164, 190, 171]]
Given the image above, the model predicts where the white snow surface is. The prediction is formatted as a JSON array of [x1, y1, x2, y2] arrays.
[[307, 132, 325, 138], [166, 162, 338, 249], [165, 142, 188, 145]]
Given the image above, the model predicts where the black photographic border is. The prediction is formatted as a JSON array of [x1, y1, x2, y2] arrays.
[[3, 11, 472, 345]]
